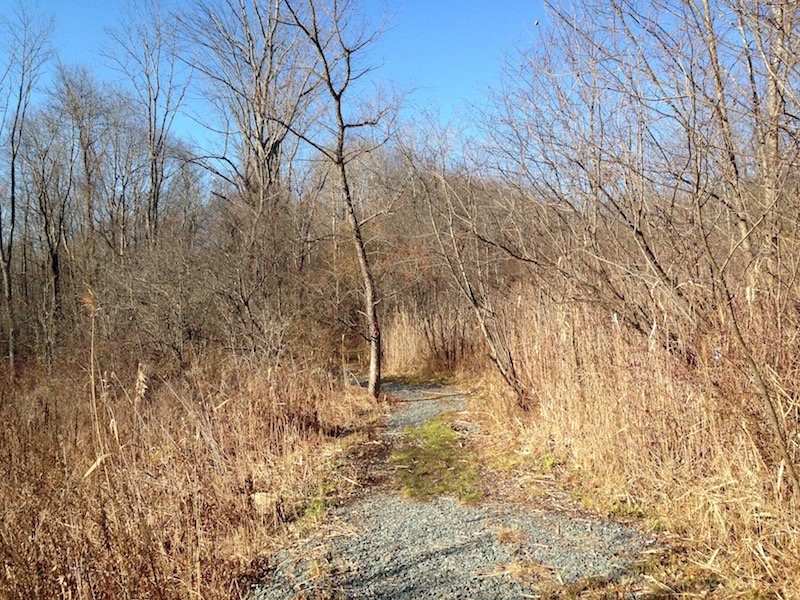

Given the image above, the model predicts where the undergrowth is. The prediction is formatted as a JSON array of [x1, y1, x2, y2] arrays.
[[382, 372, 452, 387], [0, 353, 377, 599], [383, 287, 800, 597], [458, 296, 800, 598]]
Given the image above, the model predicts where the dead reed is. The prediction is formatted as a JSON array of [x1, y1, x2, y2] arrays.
[[0, 351, 377, 599], [382, 304, 479, 377], [383, 309, 429, 375], [471, 293, 800, 596]]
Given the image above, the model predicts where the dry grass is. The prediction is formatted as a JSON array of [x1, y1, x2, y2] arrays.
[[382, 305, 479, 378], [465, 292, 800, 597], [0, 351, 378, 599], [495, 526, 526, 546], [382, 309, 428, 375]]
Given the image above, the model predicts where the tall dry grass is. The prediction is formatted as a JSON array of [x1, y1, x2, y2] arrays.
[[0, 350, 377, 599], [383, 309, 429, 375], [382, 304, 478, 377], [468, 290, 800, 595]]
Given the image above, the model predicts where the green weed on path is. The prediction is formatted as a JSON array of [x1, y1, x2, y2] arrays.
[[390, 416, 483, 503]]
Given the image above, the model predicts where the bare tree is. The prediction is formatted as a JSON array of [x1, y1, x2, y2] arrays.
[[285, 0, 397, 398], [53, 63, 108, 274], [98, 91, 148, 257], [481, 0, 800, 494], [106, 0, 191, 245], [176, 0, 328, 361], [0, 2, 53, 374], [181, 0, 317, 209], [21, 108, 78, 372]]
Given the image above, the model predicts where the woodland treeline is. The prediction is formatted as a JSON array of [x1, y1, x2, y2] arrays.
[[2, 0, 800, 596], [0, 0, 396, 382]]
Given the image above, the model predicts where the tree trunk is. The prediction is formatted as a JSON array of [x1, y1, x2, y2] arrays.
[[1, 264, 16, 376], [338, 161, 381, 397]]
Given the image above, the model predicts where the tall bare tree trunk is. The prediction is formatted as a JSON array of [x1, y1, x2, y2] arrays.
[[338, 161, 381, 397], [0, 4, 53, 376], [0, 264, 15, 374], [286, 0, 391, 398]]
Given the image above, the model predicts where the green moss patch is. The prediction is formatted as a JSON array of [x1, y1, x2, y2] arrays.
[[382, 373, 452, 386], [390, 416, 483, 503]]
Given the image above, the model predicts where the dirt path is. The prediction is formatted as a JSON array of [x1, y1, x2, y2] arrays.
[[251, 384, 660, 599]]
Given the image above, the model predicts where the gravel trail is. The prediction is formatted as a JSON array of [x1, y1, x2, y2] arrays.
[[381, 383, 468, 432], [252, 383, 658, 599]]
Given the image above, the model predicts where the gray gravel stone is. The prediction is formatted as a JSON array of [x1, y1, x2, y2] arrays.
[[253, 493, 653, 599], [337, 493, 649, 597], [382, 383, 468, 432], [250, 385, 657, 599]]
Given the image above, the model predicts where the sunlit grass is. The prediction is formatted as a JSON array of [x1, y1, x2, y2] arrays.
[[0, 355, 377, 599]]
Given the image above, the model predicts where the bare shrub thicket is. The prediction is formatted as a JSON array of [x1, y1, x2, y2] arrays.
[[381, 267, 477, 376], [368, 143, 479, 375], [401, 128, 537, 398], [489, 0, 800, 463]]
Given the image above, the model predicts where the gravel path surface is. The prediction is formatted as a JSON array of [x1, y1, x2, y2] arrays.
[[323, 493, 650, 598], [381, 383, 468, 432], [252, 383, 658, 599]]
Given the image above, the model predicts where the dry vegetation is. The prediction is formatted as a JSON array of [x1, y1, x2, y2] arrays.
[[512, 301, 799, 595], [384, 1, 800, 594], [0, 352, 377, 599], [3, 0, 800, 598], [385, 287, 800, 597]]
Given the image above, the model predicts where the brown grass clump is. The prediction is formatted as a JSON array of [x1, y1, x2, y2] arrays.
[[469, 293, 800, 597], [0, 352, 377, 599], [382, 309, 428, 375], [495, 526, 525, 546], [382, 303, 479, 378]]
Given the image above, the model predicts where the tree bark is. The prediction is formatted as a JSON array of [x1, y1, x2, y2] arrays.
[[337, 161, 381, 397], [0, 264, 16, 375]]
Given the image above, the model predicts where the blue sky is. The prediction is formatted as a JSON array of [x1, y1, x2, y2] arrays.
[[28, 0, 544, 130], [371, 1, 543, 118]]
